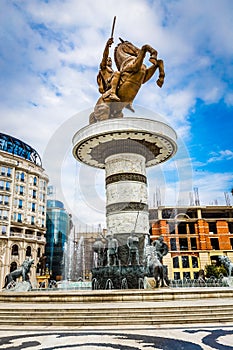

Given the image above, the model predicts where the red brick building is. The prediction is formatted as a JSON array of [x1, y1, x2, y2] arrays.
[[149, 206, 233, 280]]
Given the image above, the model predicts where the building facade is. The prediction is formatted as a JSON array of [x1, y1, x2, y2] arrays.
[[0, 132, 49, 288], [45, 200, 71, 281], [149, 206, 233, 280]]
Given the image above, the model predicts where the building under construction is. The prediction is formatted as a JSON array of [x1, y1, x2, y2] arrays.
[[149, 205, 233, 280]]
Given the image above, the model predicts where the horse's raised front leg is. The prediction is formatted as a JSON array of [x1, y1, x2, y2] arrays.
[[156, 59, 165, 88]]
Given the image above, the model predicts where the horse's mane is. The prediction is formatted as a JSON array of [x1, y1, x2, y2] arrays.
[[114, 41, 138, 71], [114, 43, 123, 70]]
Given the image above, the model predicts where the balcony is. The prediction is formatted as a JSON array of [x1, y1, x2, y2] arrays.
[[37, 236, 46, 242], [25, 233, 35, 240], [10, 232, 23, 238]]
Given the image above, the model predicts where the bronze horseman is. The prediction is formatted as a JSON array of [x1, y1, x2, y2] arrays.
[[89, 18, 165, 124]]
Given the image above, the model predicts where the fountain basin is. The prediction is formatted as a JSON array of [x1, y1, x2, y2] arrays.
[[92, 265, 145, 290], [57, 280, 92, 290]]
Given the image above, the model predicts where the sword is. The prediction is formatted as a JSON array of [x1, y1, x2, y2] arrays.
[[110, 16, 116, 38]]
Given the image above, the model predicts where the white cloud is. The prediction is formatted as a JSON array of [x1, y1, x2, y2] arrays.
[[0, 0, 233, 225], [208, 150, 233, 163]]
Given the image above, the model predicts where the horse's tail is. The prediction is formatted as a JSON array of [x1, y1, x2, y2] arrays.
[[3, 275, 8, 289]]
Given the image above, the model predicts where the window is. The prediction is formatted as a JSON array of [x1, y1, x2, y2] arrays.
[[182, 256, 189, 268], [209, 222, 217, 234], [1, 166, 6, 176], [173, 256, 179, 268], [31, 216, 35, 225], [37, 247, 41, 257], [4, 195, 9, 205], [183, 272, 191, 279], [20, 172, 25, 181], [170, 238, 177, 251], [33, 176, 37, 186], [17, 213, 22, 223], [230, 238, 233, 250], [190, 237, 197, 250], [7, 168, 12, 177], [26, 246, 32, 257], [179, 238, 188, 250], [174, 272, 180, 280], [39, 192, 45, 201], [210, 238, 220, 250], [228, 222, 233, 234], [18, 199, 23, 209], [191, 256, 198, 268], [11, 244, 19, 255], [32, 190, 36, 199], [0, 181, 10, 191], [1, 225, 6, 234], [178, 223, 187, 234], [172, 255, 200, 281], [32, 202, 36, 212], [168, 222, 176, 234], [189, 222, 196, 234], [19, 185, 24, 195]]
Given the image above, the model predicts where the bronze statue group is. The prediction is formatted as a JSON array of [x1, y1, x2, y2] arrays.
[[93, 231, 169, 288]]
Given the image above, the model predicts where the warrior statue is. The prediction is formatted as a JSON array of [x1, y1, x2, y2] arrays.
[[106, 232, 119, 266], [127, 231, 139, 266], [153, 236, 168, 263], [93, 237, 105, 267], [89, 17, 165, 124]]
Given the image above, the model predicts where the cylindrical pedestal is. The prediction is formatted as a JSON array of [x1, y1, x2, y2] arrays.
[[105, 152, 148, 238], [73, 117, 177, 288], [73, 117, 177, 264]]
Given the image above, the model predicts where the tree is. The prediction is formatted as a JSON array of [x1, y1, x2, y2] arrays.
[[205, 264, 227, 278]]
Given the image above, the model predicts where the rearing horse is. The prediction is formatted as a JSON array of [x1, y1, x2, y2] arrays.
[[89, 39, 165, 124]]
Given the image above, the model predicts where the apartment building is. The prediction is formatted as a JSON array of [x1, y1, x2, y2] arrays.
[[0, 132, 48, 288]]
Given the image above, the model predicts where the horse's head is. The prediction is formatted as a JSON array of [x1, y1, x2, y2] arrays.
[[114, 38, 140, 70]]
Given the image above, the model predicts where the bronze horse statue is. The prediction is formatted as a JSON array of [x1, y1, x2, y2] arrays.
[[145, 245, 165, 288], [89, 38, 165, 124]]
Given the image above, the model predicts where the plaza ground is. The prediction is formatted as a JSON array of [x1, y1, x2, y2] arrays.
[[0, 296, 233, 349]]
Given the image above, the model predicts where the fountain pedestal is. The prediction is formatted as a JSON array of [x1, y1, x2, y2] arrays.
[[72, 117, 177, 288]]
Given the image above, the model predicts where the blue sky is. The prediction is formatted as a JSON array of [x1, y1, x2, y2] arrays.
[[0, 0, 233, 228]]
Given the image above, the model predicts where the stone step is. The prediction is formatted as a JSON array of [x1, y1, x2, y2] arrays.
[[0, 315, 233, 326], [1, 311, 233, 319], [0, 306, 233, 315], [1, 287, 233, 303], [1, 288, 233, 326], [0, 304, 233, 325]]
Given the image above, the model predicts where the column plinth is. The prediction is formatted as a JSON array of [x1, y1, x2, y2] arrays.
[[73, 117, 177, 248]]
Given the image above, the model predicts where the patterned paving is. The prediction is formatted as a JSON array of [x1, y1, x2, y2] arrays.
[[0, 326, 232, 349]]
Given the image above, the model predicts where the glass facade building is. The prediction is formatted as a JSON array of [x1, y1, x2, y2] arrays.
[[45, 200, 70, 280]]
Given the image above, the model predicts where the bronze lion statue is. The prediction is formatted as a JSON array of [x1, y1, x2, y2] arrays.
[[3, 258, 34, 289]]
